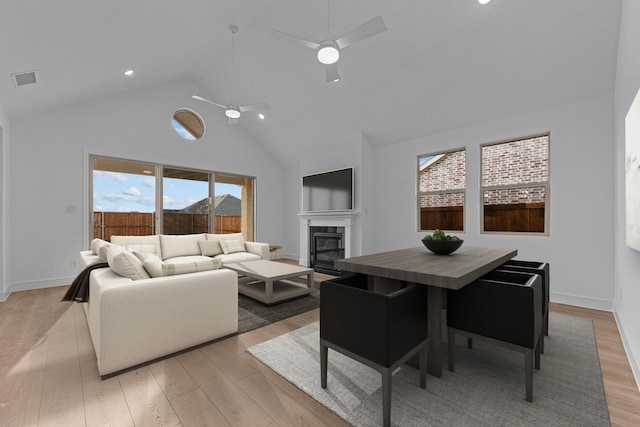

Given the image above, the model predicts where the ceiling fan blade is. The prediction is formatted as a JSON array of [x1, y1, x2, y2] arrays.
[[271, 29, 320, 50], [228, 117, 239, 125], [192, 95, 227, 109], [239, 102, 270, 112], [335, 15, 387, 49], [325, 64, 340, 83]]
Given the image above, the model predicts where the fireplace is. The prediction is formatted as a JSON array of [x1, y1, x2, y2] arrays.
[[310, 226, 345, 275]]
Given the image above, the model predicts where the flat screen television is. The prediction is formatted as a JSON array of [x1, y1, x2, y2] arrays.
[[302, 167, 354, 212]]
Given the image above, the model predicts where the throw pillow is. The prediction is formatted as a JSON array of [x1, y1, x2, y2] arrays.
[[220, 238, 245, 254], [98, 243, 113, 262], [161, 258, 222, 276], [90, 238, 106, 255], [205, 233, 244, 243], [142, 253, 164, 278], [198, 240, 223, 256], [107, 247, 150, 280]]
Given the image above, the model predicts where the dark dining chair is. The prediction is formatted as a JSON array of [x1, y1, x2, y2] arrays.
[[320, 274, 428, 427], [499, 260, 550, 343], [447, 272, 543, 402]]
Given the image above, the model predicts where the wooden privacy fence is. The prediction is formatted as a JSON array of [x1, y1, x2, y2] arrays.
[[93, 212, 241, 241], [483, 202, 545, 233], [420, 206, 464, 231], [420, 202, 545, 233]]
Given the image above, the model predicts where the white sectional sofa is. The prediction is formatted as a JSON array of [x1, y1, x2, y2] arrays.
[[78, 233, 270, 377]]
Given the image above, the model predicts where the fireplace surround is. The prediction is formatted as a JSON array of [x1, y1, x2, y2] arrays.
[[298, 212, 357, 273]]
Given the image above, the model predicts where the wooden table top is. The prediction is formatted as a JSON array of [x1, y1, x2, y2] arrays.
[[334, 246, 517, 290]]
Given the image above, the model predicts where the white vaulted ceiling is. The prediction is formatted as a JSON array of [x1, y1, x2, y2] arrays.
[[0, 0, 622, 165]]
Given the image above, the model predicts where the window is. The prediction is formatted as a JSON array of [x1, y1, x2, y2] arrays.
[[417, 149, 466, 231], [91, 155, 255, 242], [481, 134, 549, 234]]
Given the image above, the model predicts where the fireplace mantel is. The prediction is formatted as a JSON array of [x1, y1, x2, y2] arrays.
[[298, 211, 358, 268]]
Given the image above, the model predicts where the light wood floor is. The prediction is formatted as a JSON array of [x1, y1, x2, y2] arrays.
[[0, 286, 639, 426]]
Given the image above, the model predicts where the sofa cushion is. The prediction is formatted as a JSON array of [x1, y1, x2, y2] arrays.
[[161, 257, 222, 276], [160, 234, 206, 260], [106, 246, 150, 280], [142, 253, 164, 278], [198, 240, 223, 257], [111, 235, 162, 258], [214, 252, 261, 264], [125, 244, 157, 256], [220, 239, 246, 254]]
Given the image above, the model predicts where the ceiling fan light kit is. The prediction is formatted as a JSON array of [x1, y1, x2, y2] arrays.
[[317, 41, 340, 64], [225, 107, 241, 119]]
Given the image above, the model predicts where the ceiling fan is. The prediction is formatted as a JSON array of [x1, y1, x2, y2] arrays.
[[271, 2, 387, 83], [193, 25, 269, 124]]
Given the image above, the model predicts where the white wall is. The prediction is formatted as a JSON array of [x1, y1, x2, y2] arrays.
[[8, 79, 285, 293], [613, 0, 640, 389], [372, 94, 615, 311], [0, 101, 9, 300]]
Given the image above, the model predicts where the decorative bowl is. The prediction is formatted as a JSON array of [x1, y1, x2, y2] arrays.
[[422, 239, 463, 255]]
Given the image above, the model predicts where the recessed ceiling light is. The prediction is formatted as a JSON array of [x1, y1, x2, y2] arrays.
[[478, 0, 491, 4], [124, 69, 135, 77], [258, 113, 265, 120]]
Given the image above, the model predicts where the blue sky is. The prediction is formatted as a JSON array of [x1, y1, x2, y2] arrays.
[[93, 171, 241, 212]]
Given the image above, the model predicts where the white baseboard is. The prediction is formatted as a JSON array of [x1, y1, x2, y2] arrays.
[[8, 276, 74, 294], [613, 307, 640, 391], [0, 290, 9, 302], [550, 291, 613, 312]]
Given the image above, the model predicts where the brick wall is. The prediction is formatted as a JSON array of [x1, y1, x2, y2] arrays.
[[481, 135, 549, 205], [419, 136, 549, 207]]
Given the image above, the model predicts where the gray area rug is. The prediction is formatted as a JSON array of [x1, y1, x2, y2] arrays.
[[248, 313, 610, 426], [238, 291, 319, 334]]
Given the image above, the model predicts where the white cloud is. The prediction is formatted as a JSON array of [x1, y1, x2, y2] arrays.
[[143, 177, 155, 188], [124, 187, 141, 197], [94, 171, 128, 183]]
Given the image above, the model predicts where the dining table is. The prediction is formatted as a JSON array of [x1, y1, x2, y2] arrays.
[[334, 245, 517, 377]]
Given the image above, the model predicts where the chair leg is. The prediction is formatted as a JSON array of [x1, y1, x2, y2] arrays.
[[535, 336, 541, 370], [382, 368, 392, 427], [448, 329, 455, 372], [545, 312, 550, 337], [540, 327, 545, 354], [320, 343, 328, 389], [525, 349, 533, 402], [467, 338, 473, 349], [419, 345, 427, 389]]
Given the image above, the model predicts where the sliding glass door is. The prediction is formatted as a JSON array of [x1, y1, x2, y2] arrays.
[[91, 157, 157, 241], [90, 155, 256, 242], [162, 167, 212, 235], [215, 173, 254, 241]]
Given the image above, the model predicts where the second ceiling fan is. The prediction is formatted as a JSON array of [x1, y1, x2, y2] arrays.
[[193, 25, 269, 124], [272, 2, 387, 83]]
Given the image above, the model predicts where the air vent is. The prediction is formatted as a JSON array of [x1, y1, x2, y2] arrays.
[[12, 70, 37, 87]]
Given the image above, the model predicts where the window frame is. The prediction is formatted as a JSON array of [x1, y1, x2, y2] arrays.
[[480, 133, 550, 236], [416, 147, 466, 233]]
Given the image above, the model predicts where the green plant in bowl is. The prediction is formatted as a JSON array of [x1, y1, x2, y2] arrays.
[[422, 229, 463, 254]]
